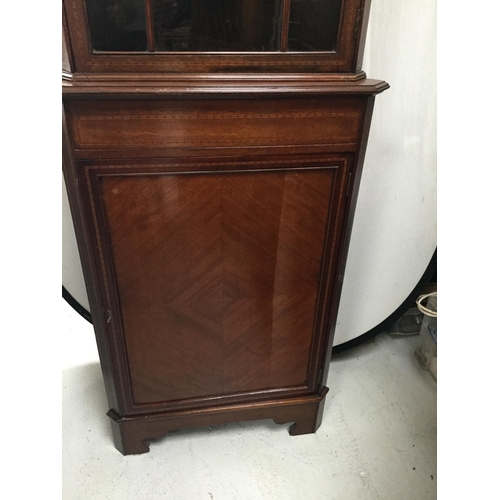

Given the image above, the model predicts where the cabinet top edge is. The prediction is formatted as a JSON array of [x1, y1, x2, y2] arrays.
[[62, 73, 389, 98]]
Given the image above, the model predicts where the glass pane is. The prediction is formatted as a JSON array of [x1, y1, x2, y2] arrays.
[[288, 0, 342, 51], [153, 0, 282, 52], [85, 0, 148, 51]]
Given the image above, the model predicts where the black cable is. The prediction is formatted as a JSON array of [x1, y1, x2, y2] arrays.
[[332, 248, 437, 355], [62, 248, 437, 353], [62, 286, 92, 324]]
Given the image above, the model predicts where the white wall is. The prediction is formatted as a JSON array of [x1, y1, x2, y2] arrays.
[[334, 0, 437, 345], [62, 0, 437, 346], [62, 175, 90, 311]]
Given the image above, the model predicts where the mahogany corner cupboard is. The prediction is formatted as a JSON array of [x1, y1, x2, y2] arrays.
[[62, 0, 388, 455]]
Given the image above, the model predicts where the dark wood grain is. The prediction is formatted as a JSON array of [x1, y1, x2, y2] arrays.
[[62, 74, 389, 99], [280, 0, 291, 52], [63, 92, 383, 453], [66, 97, 364, 151], [99, 169, 333, 404], [75, 155, 350, 416], [108, 388, 328, 455], [62, 0, 388, 456], [144, 0, 155, 52], [70, 144, 359, 161], [63, 105, 123, 415]]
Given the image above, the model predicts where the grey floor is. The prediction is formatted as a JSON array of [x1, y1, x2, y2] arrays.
[[62, 301, 437, 500]]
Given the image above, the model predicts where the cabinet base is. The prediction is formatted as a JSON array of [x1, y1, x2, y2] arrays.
[[108, 387, 329, 455]]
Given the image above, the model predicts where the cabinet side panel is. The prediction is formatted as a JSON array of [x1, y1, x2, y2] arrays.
[[63, 106, 122, 413], [100, 169, 334, 405]]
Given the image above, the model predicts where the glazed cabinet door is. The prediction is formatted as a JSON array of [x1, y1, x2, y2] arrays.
[[77, 156, 352, 415], [64, 0, 367, 73]]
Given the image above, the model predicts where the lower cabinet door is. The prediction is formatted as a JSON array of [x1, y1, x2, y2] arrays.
[[80, 156, 351, 413]]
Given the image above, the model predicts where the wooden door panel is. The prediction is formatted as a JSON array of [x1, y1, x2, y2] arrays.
[[102, 174, 224, 403], [95, 164, 342, 407]]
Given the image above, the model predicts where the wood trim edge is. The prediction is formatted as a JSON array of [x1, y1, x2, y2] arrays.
[[62, 75, 388, 97]]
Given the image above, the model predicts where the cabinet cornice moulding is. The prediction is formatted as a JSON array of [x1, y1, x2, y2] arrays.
[[62, 72, 388, 98]]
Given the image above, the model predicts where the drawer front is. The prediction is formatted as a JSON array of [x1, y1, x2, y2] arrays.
[[66, 97, 364, 151]]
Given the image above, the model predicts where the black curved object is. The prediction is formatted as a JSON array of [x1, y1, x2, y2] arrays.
[[63, 248, 437, 352], [332, 248, 437, 355], [62, 286, 92, 324]]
